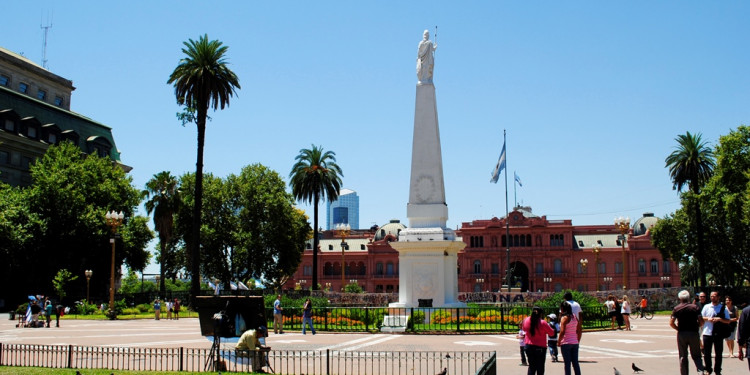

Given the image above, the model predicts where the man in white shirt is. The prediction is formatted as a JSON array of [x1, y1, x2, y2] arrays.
[[701, 291, 731, 375]]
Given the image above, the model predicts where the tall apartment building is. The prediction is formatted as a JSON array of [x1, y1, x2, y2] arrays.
[[0, 47, 127, 186], [326, 188, 359, 229]]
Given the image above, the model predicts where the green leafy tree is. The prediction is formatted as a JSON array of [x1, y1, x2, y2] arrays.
[[0, 183, 43, 302], [52, 269, 79, 302], [143, 171, 180, 297], [665, 131, 715, 287], [168, 34, 241, 305], [289, 145, 344, 290], [22, 142, 152, 304], [172, 166, 310, 290]]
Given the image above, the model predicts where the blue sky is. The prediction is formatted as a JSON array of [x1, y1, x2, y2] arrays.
[[4, 2, 748, 273]]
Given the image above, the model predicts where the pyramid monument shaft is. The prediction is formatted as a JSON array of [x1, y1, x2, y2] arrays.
[[389, 30, 465, 309]]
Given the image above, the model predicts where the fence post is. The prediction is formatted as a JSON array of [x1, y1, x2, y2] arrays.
[[501, 307, 505, 332], [326, 348, 330, 375], [0, 342, 3, 365], [67, 344, 73, 368], [325, 307, 329, 331], [456, 308, 460, 333], [365, 307, 369, 332], [410, 307, 415, 333], [179, 347, 183, 372]]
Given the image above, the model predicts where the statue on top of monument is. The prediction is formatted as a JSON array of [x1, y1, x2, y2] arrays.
[[416, 30, 437, 84]]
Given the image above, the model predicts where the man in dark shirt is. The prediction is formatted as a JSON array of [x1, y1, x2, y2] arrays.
[[737, 303, 750, 372], [670, 290, 705, 375]]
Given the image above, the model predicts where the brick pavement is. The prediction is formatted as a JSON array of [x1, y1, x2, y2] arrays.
[[2, 314, 748, 374]]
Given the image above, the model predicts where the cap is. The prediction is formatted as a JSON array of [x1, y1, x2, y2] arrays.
[[547, 313, 557, 320]]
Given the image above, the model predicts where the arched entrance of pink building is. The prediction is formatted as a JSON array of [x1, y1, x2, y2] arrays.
[[509, 261, 529, 292]]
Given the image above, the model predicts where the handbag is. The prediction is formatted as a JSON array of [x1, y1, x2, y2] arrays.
[[713, 304, 732, 339]]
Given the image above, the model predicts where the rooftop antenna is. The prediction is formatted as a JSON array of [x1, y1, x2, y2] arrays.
[[40, 11, 53, 69]]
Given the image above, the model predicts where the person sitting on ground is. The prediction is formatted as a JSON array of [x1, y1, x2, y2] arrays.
[[235, 326, 270, 372]]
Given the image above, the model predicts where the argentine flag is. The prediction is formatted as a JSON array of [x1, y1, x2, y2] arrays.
[[490, 141, 506, 183], [514, 172, 523, 187]]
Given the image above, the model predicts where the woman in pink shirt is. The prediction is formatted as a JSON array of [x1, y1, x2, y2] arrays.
[[558, 301, 582, 375], [522, 306, 555, 375]]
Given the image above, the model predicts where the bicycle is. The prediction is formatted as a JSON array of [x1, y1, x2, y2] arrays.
[[631, 307, 653, 320]]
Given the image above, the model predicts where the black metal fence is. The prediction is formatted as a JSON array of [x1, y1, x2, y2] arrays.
[[268, 305, 609, 333], [0, 343, 495, 374]]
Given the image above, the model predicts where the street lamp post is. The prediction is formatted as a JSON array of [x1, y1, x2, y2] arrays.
[[105, 210, 124, 318], [475, 278, 485, 292], [85, 270, 93, 304], [592, 244, 601, 291], [335, 223, 351, 291], [660, 276, 670, 287], [300, 279, 307, 290], [614, 216, 631, 290], [580, 258, 588, 291], [603, 276, 613, 290], [543, 277, 552, 292], [325, 282, 332, 291]]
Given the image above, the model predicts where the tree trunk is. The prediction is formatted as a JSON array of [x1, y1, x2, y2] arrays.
[[312, 194, 320, 290], [189, 107, 207, 307], [695, 200, 706, 288]]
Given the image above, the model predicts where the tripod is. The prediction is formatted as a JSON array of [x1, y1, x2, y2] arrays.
[[204, 333, 223, 371]]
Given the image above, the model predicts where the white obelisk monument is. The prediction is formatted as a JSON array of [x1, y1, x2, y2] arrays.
[[390, 30, 466, 308]]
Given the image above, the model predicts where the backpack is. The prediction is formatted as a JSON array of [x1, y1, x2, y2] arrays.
[[713, 304, 732, 339]]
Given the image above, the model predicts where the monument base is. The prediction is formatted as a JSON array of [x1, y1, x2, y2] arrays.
[[389, 238, 466, 308]]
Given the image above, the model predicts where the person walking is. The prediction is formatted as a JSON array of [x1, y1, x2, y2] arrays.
[[521, 306, 554, 374], [516, 325, 528, 366], [702, 291, 731, 375], [44, 300, 54, 328], [153, 298, 161, 320], [173, 299, 180, 320], [547, 313, 560, 362], [725, 296, 739, 357], [166, 300, 173, 320], [302, 298, 316, 335], [669, 290, 705, 375], [605, 295, 617, 329], [621, 295, 632, 331], [563, 291, 582, 320], [737, 299, 750, 372], [558, 301, 582, 375], [273, 294, 284, 334]]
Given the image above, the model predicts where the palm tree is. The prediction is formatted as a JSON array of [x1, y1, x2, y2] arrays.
[[290, 145, 344, 290], [143, 171, 179, 297], [665, 131, 715, 287], [167, 35, 240, 303]]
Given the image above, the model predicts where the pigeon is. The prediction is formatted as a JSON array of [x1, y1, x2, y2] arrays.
[[614, 367, 621, 375], [437, 368, 447, 375], [445, 353, 452, 359], [632, 362, 644, 373]]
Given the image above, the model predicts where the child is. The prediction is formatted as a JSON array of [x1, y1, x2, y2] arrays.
[[547, 313, 560, 362], [516, 324, 528, 366]]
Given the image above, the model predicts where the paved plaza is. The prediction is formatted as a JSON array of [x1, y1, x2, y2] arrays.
[[1, 314, 748, 374]]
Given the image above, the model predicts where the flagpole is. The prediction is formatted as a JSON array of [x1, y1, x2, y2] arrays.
[[503, 130, 511, 293], [513, 173, 517, 208]]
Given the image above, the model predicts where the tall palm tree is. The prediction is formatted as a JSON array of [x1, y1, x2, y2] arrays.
[[665, 131, 715, 287], [143, 171, 179, 297], [167, 35, 240, 303], [290, 145, 344, 290]]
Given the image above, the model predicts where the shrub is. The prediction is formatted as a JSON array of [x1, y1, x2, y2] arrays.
[[431, 309, 451, 322]]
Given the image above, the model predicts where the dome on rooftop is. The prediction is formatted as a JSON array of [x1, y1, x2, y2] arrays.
[[374, 219, 406, 241], [633, 212, 658, 236]]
